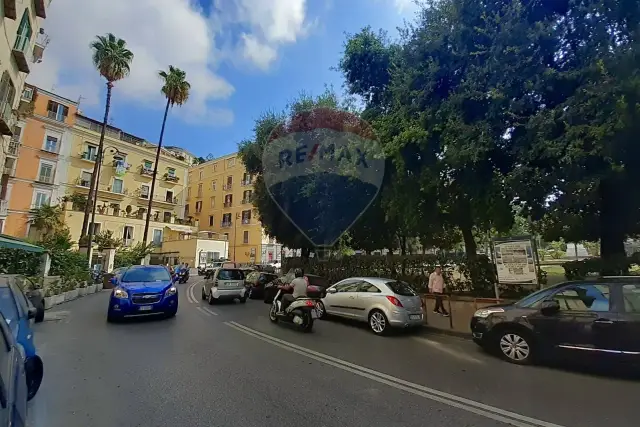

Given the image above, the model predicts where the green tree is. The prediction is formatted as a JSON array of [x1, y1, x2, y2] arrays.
[[93, 230, 123, 251], [82, 33, 134, 245], [142, 66, 190, 244], [31, 204, 66, 239]]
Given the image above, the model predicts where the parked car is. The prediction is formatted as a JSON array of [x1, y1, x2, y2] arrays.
[[0, 309, 28, 426], [245, 271, 279, 299], [202, 268, 247, 304], [107, 265, 179, 322], [14, 277, 44, 323], [263, 274, 329, 304], [471, 278, 640, 366], [0, 280, 43, 401], [320, 278, 425, 335]]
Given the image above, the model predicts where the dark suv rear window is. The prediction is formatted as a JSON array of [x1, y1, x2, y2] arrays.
[[218, 269, 245, 280], [386, 281, 417, 296]]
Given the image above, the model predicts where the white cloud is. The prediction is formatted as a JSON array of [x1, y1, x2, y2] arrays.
[[28, 0, 312, 126]]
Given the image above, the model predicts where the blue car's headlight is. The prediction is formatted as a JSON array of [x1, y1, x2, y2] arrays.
[[113, 288, 129, 299], [165, 286, 177, 297]]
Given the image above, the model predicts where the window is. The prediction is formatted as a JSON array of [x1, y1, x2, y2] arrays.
[[121, 267, 171, 283], [243, 230, 249, 244], [622, 284, 640, 313], [243, 190, 252, 202], [112, 178, 124, 194], [211, 180, 217, 191], [123, 226, 134, 245], [88, 223, 101, 235], [222, 213, 232, 225], [46, 100, 68, 122], [86, 144, 98, 161], [226, 176, 233, 186], [224, 233, 229, 240], [144, 160, 153, 170], [163, 212, 171, 222], [197, 183, 203, 197], [209, 215, 214, 226], [43, 135, 58, 153], [199, 170, 203, 180], [552, 284, 611, 312], [0, 72, 16, 112], [140, 185, 150, 199], [227, 158, 236, 168], [187, 188, 191, 199], [14, 10, 32, 52], [210, 197, 215, 208], [38, 162, 54, 183], [80, 171, 92, 187], [167, 168, 176, 177], [224, 194, 232, 207], [358, 282, 381, 293], [217, 269, 244, 280], [22, 86, 33, 101], [166, 190, 174, 203], [242, 210, 251, 224], [152, 229, 163, 245], [184, 204, 190, 215], [195, 201, 202, 213], [33, 191, 50, 208], [385, 281, 418, 296]]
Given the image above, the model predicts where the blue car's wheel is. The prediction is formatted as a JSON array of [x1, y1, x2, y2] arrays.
[[106, 311, 119, 323], [26, 356, 43, 401]]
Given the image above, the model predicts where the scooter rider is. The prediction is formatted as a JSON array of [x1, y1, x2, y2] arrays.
[[278, 268, 307, 313]]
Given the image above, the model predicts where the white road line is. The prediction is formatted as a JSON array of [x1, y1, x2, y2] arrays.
[[225, 321, 566, 427], [413, 337, 485, 365], [186, 279, 204, 304], [202, 307, 218, 316], [196, 306, 212, 317]]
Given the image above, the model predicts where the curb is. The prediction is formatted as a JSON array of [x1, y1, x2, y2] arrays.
[[420, 325, 472, 340], [44, 288, 109, 311]]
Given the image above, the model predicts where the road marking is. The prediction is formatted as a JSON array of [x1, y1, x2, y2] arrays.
[[196, 306, 212, 317], [202, 307, 218, 316], [412, 337, 485, 365], [225, 321, 565, 427], [186, 279, 204, 304]]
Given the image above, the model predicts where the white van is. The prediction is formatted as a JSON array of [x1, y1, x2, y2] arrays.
[[202, 268, 247, 304]]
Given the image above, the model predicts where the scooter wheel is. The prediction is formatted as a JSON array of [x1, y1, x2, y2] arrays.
[[269, 304, 278, 323]]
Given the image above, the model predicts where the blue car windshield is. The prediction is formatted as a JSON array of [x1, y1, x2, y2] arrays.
[[0, 288, 19, 324], [121, 268, 171, 283]]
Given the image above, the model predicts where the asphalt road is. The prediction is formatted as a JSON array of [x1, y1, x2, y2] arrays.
[[27, 276, 638, 427]]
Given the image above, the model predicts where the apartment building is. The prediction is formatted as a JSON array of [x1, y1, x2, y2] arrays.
[[62, 114, 196, 246], [186, 153, 266, 263], [0, 0, 50, 232], [3, 85, 77, 237]]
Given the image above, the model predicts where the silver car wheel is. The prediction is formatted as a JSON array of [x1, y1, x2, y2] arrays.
[[499, 333, 530, 361], [315, 301, 324, 318], [370, 312, 386, 333]]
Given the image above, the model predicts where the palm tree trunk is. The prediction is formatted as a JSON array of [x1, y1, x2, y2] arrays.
[[143, 98, 171, 246], [81, 82, 113, 248]]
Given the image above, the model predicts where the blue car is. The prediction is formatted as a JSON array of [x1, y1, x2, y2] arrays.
[[0, 281, 43, 402], [0, 309, 28, 427], [107, 265, 179, 322]]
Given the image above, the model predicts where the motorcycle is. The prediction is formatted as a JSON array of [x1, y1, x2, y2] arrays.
[[177, 269, 189, 284], [268, 288, 322, 332]]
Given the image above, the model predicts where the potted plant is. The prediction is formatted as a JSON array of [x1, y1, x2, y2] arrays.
[[86, 280, 97, 294], [77, 280, 87, 296], [65, 280, 79, 301]]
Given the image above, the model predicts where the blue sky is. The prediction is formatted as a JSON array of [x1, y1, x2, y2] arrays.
[[29, 0, 416, 159]]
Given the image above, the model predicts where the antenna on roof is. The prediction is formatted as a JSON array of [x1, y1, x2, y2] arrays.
[[77, 95, 85, 108], [108, 116, 115, 126]]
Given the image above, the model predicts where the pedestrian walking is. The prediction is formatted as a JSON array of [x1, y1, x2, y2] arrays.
[[428, 266, 449, 317]]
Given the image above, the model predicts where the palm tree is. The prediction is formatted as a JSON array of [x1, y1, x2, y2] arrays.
[[31, 204, 66, 239], [142, 66, 190, 245], [81, 33, 134, 245]]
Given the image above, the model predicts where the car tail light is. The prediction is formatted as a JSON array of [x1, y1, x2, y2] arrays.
[[305, 300, 315, 307], [386, 296, 403, 307]]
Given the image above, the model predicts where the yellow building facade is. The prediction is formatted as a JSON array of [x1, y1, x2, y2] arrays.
[[62, 114, 197, 246], [186, 153, 269, 263]]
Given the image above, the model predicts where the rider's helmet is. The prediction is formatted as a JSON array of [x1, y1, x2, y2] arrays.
[[293, 268, 304, 278]]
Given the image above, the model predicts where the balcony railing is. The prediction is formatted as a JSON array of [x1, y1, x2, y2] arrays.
[[164, 174, 179, 182], [47, 110, 65, 122], [223, 184, 232, 191], [223, 202, 232, 208], [0, 200, 8, 216], [12, 34, 31, 73], [81, 152, 97, 161], [37, 174, 53, 184], [0, 100, 15, 136], [7, 140, 19, 156], [241, 179, 253, 186], [241, 198, 253, 204], [78, 179, 90, 187], [140, 165, 154, 176], [221, 221, 232, 228], [242, 217, 251, 225]]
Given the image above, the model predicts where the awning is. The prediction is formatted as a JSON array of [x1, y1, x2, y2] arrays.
[[164, 224, 194, 233], [0, 234, 45, 253]]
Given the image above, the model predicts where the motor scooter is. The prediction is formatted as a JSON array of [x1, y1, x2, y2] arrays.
[[178, 269, 189, 284], [269, 288, 322, 332]]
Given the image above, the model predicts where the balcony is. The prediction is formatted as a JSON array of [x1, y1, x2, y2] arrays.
[[241, 198, 253, 205], [112, 160, 130, 170], [223, 184, 232, 191], [80, 152, 97, 162], [221, 221, 232, 228], [164, 174, 179, 183], [0, 200, 7, 217], [33, 0, 47, 18], [0, 100, 15, 136], [12, 34, 31, 74], [74, 179, 127, 201], [7, 139, 20, 157], [3, 0, 16, 20], [241, 179, 253, 186], [36, 174, 53, 185], [46, 110, 65, 122], [32, 32, 49, 64], [136, 191, 178, 208], [223, 202, 232, 208], [139, 165, 154, 177], [241, 217, 252, 225]]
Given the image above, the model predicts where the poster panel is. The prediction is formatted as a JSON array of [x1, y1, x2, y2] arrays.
[[493, 237, 539, 285]]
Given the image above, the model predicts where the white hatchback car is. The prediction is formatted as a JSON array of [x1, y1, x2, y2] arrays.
[[320, 277, 424, 335], [202, 268, 247, 304]]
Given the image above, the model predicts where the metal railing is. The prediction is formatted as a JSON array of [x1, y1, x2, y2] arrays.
[[241, 179, 253, 186], [223, 184, 232, 190], [224, 202, 232, 208], [0, 100, 14, 126], [13, 34, 31, 56], [242, 218, 251, 225], [37, 174, 53, 184], [7, 141, 19, 156], [221, 221, 232, 228]]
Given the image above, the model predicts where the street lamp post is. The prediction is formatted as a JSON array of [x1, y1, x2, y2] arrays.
[[85, 146, 124, 264]]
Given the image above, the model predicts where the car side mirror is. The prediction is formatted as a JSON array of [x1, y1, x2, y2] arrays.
[[109, 277, 118, 285], [172, 275, 179, 282], [327, 288, 337, 294], [540, 299, 559, 315], [28, 306, 37, 319]]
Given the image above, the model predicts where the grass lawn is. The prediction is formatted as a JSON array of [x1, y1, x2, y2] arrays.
[[541, 264, 566, 286]]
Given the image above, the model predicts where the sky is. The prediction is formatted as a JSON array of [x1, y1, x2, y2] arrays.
[[28, 0, 418, 159]]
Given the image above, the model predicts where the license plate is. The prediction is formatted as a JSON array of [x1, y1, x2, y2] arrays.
[[410, 314, 422, 320], [139, 305, 153, 311]]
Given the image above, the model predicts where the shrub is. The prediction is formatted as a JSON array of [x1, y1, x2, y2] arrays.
[[563, 256, 635, 280], [0, 248, 40, 275]]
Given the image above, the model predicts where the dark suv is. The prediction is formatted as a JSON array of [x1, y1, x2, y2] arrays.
[[471, 278, 640, 365]]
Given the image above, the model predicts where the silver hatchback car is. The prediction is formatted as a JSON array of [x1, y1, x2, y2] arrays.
[[319, 277, 424, 335]]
